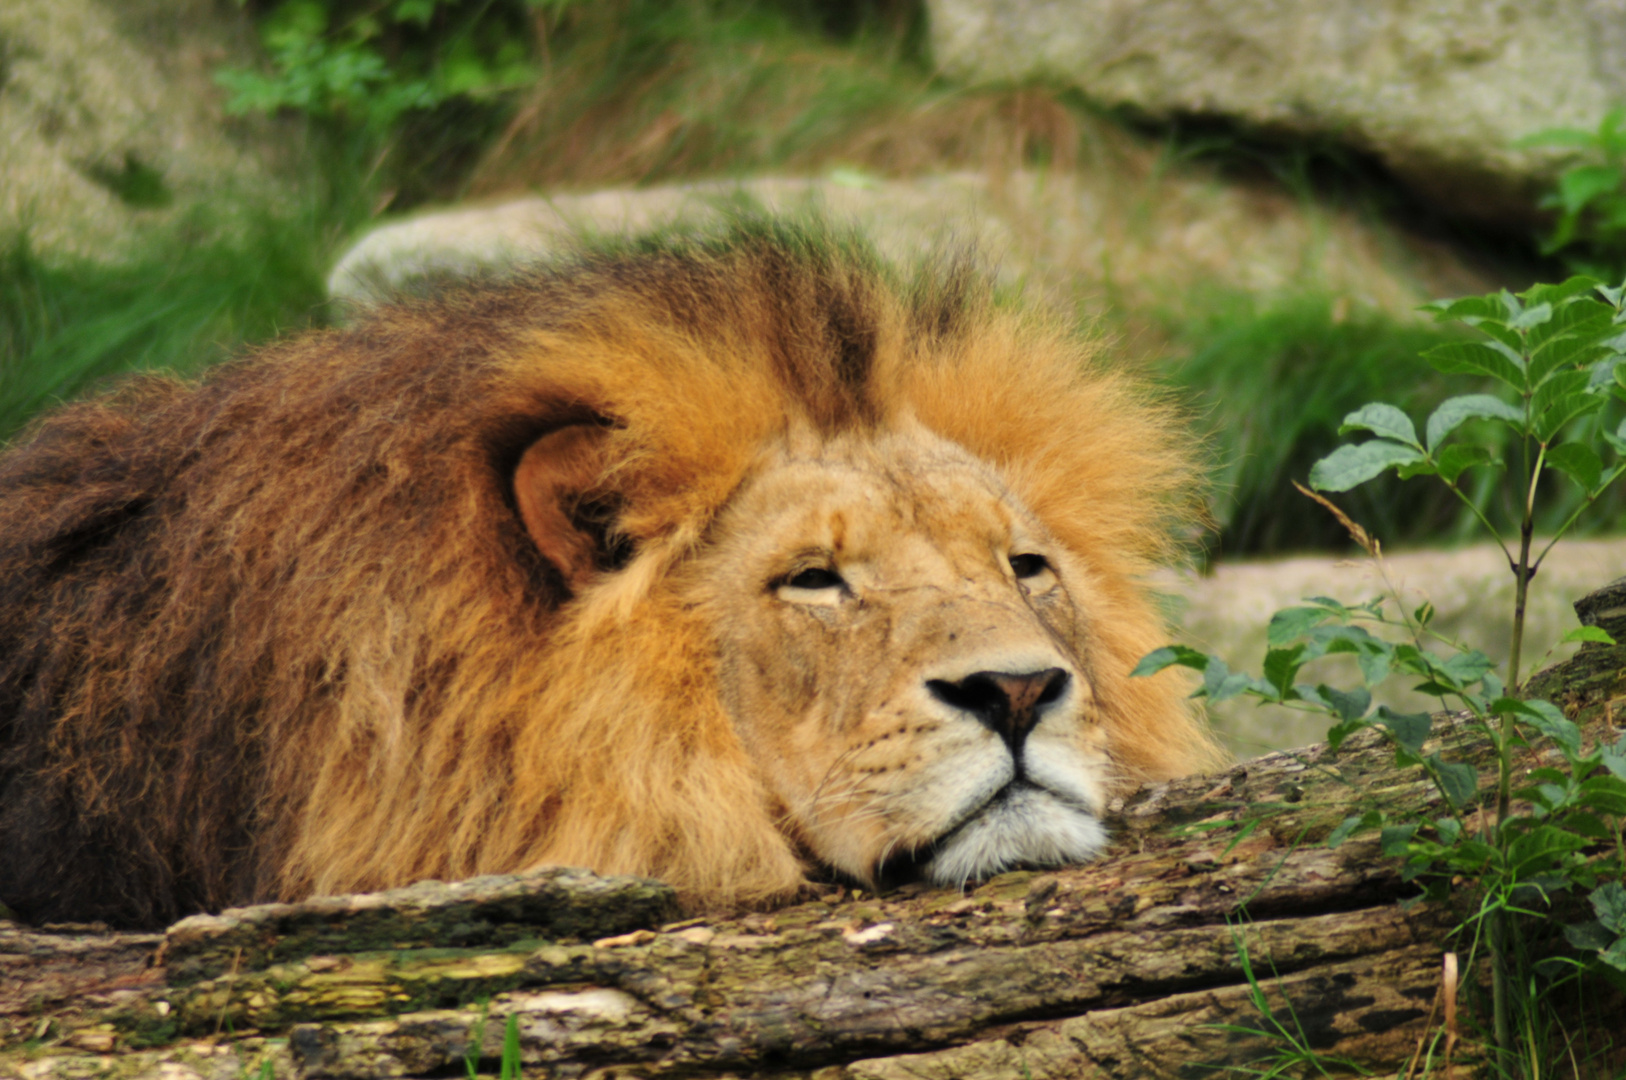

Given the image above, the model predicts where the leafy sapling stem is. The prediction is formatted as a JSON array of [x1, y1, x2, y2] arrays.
[[1140, 273, 1626, 1073]]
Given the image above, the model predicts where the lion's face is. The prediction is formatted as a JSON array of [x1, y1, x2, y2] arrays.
[[695, 425, 1112, 889]]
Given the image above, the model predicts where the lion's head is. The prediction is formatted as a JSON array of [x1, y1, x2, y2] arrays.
[[0, 222, 1222, 928], [697, 424, 1115, 888]]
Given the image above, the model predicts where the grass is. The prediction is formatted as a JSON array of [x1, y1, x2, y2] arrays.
[[1165, 292, 1467, 555], [1161, 289, 1626, 556], [0, 142, 373, 445], [466, 0, 1125, 195]]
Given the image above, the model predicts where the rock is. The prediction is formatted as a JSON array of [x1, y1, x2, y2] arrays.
[[328, 170, 1495, 318], [327, 174, 1018, 307], [0, 0, 269, 259], [927, 0, 1626, 223]]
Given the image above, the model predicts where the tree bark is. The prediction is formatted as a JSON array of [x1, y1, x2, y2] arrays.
[[5, 597, 1625, 1080]]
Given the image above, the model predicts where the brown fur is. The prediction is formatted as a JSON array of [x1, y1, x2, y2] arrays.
[[0, 223, 1222, 928]]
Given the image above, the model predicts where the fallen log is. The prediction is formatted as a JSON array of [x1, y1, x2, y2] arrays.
[[5, 586, 1625, 1080]]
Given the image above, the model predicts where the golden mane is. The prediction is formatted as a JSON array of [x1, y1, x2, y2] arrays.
[[0, 222, 1220, 928]]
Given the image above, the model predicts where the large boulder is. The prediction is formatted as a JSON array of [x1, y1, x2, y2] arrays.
[[928, 0, 1626, 223], [0, 0, 269, 258], [328, 170, 1494, 318]]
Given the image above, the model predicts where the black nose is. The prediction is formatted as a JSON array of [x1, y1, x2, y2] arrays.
[[926, 668, 1070, 753]]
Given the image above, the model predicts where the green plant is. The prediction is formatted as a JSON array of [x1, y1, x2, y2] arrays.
[[217, 1, 548, 134], [500, 1012, 522, 1080], [1138, 276, 1626, 1075], [1206, 921, 1374, 1078], [464, 999, 489, 1080], [1523, 109, 1626, 269], [458, 1005, 521, 1080]]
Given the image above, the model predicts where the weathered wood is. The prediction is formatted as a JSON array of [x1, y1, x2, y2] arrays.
[[4, 625, 1622, 1080], [162, 868, 681, 985]]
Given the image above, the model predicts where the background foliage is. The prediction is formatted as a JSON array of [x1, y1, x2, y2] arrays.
[[0, 0, 1595, 556]]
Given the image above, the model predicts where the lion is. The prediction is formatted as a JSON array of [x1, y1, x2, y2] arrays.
[[0, 222, 1223, 929]]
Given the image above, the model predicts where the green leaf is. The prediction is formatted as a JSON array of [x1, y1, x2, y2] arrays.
[[1267, 606, 1334, 646], [1588, 355, 1623, 392], [1498, 289, 1523, 320], [1439, 648, 1496, 687], [1577, 775, 1626, 816], [1518, 125, 1600, 150], [1130, 645, 1211, 678], [1422, 295, 1506, 323], [1429, 754, 1480, 809], [1561, 625, 1617, 645], [1545, 442, 1604, 491], [1523, 276, 1606, 307], [1309, 440, 1425, 492], [1606, 427, 1626, 456], [1423, 341, 1526, 387], [1508, 824, 1591, 874], [1601, 736, 1626, 779], [1327, 810, 1382, 848], [1338, 403, 1419, 446], [1356, 643, 1392, 687], [1491, 696, 1582, 756], [1318, 684, 1372, 723], [500, 1012, 521, 1080], [1513, 697, 1584, 757], [1534, 371, 1602, 440], [1326, 718, 1369, 751], [1199, 655, 1263, 703], [1566, 919, 1616, 952], [392, 0, 437, 25], [1424, 394, 1524, 450], [1528, 303, 1614, 382], [1435, 444, 1500, 484], [1557, 165, 1624, 216], [1567, 770, 1626, 813], [1509, 301, 1553, 330], [1380, 824, 1419, 856], [1592, 881, 1626, 933], [1262, 645, 1306, 700], [1378, 707, 1431, 756]]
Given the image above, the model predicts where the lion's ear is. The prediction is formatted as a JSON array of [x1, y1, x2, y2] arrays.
[[513, 422, 615, 592]]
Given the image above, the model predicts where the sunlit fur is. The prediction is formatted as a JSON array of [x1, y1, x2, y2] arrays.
[[0, 222, 1225, 928]]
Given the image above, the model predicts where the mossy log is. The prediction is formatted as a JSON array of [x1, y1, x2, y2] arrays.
[[5, 587, 1626, 1080]]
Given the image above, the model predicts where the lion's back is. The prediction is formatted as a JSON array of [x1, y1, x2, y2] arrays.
[[0, 310, 569, 926]]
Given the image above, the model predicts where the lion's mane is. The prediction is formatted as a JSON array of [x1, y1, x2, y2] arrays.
[[0, 224, 1219, 928]]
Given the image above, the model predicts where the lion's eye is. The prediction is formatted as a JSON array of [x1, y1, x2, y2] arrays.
[[785, 567, 845, 591], [1009, 553, 1050, 579], [776, 566, 847, 608]]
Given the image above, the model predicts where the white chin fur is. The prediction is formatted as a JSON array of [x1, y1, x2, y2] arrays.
[[923, 785, 1107, 888]]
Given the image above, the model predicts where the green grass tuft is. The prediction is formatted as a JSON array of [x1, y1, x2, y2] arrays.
[[0, 150, 375, 446], [1166, 292, 1464, 555]]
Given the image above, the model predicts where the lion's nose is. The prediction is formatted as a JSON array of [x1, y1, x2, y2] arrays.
[[926, 668, 1070, 753]]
